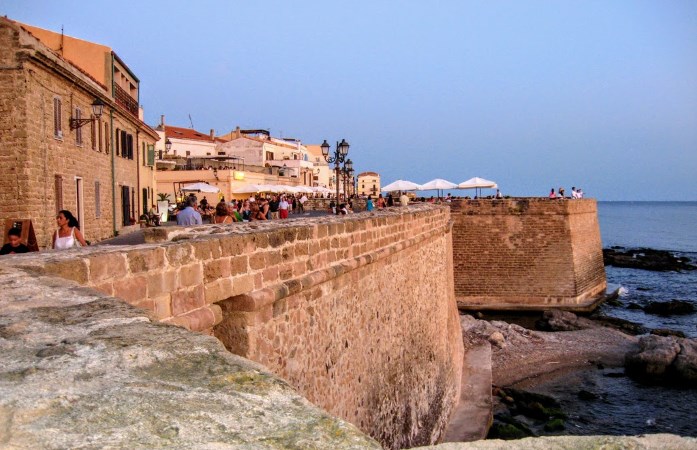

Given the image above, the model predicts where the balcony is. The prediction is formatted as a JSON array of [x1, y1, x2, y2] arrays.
[[114, 84, 139, 117]]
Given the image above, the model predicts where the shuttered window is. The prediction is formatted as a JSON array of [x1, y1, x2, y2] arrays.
[[95, 181, 101, 218], [53, 98, 62, 138], [147, 144, 155, 166], [104, 123, 110, 154], [54, 175, 63, 213], [91, 117, 96, 150]]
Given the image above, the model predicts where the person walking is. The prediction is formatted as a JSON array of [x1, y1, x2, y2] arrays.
[[53, 210, 88, 249], [366, 195, 374, 212], [279, 196, 290, 219]]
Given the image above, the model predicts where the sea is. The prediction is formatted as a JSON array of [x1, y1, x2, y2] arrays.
[[525, 201, 697, 438]]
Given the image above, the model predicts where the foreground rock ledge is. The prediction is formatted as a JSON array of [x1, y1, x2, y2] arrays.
[[0, 266, 380, 449], [415, 434, 697, 449]]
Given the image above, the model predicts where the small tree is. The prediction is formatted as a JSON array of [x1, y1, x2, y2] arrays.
[[157, 193, 171, 202]]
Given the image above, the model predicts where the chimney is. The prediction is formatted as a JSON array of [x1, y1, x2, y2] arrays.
[[210, 129, 215, 140], [235, 126, 241, 138], [160, 115, 165, 128]]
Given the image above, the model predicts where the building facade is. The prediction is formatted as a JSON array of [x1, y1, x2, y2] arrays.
[[0, 18, 159, 248], [357, 172, 381, 197]]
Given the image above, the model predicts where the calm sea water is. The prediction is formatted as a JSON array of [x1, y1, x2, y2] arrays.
[[525, 202, 697, 438], [597, 201, 697, 338]]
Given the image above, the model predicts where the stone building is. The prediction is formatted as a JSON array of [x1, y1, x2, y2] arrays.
[[357, 171, 381, 197], [217, 127, 315, 187], [0, 18, 159, 247]]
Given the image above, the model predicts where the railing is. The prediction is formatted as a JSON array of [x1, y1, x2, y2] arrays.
[[114, 84, 139, 117]]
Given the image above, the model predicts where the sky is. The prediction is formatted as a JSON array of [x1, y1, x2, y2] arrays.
[[3, 0, 696, 200]]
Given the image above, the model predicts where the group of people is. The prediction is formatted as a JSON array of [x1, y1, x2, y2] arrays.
[[175, 193, 310, 226], [549, 187, 584, 199], [1, 209, 87, 256]]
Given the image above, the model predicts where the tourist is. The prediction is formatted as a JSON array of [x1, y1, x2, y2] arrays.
[[176, 196, 203, 226], [366, 195, 374, 212], [53, 210, 88, 249], [329, 200, 336, 214], [549, 188, 556, 199], [269, 195, 280, 220], [298, 194, 307, 213], [577, 188, 584, 198], [399, 192, 409, 206], [446, 193, 452, 203], [387, 193, 394, 207], [496, 189, 503, 199], [279, 196, 289, 219], [261, 198, 270, 220], [0, 228, 29, 255], [249, 202, 267, 221], [240, 201, 252, 221], [213, 201, 235, 224], [338, 203, 349, 215], [377, 194, 386, 209], [199, 196, 209, 210], [558, 187, 566, 198]]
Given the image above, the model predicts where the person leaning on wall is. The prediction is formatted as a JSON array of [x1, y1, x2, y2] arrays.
[[53, 210, 88, 250]]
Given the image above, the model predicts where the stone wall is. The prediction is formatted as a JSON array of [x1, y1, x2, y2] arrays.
[[0, 18, 157, 248], [450, 198, 606, 310], [8, 204, 464, 449]]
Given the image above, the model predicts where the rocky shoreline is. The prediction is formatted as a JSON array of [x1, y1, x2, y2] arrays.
[[460, 307, 697, 441]]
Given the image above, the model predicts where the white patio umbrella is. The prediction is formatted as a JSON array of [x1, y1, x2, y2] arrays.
[[457, 177, 498, 197], [181, 182, 220, 193], [418, 178, 458, 198], [381, 180, 422, 192], [232, 183, 263, 194]]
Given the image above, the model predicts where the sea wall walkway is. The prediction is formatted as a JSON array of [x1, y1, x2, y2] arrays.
[[3, 204, 464, 449]]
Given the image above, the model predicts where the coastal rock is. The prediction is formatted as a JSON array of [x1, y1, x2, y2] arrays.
[[644, 300, 695, 316], [589, 314, 648, 335], [651, 328, 687, 338], [603, 247, 697, 272], [535, 310, 596, 332], [625, 335, 697, 385], [414, 434, 697, 449]]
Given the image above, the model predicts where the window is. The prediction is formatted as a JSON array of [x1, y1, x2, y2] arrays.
[[104, 123, 110, 154], [90, 117, 96, 150], [121, 130, 127, 158], [97, 119, 102, 152], [147, 144, 155, 166], [53, 97, 62, 138], [75, 108, 83, 145], [265, 151, 274, 161], [126, 133, 133, 159], [142, 142, 146, 165], [95, 181, 101, 218], [115, 128, 120, 155], [54, 175, 63, 213], [185, 150, 191, 156]]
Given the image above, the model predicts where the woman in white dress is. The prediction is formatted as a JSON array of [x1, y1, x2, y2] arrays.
[[53, 210, 87, 249]]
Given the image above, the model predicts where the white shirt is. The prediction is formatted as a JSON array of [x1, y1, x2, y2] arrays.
[[279, 200, 289, 210]]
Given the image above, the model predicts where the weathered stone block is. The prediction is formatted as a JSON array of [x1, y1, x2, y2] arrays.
[[128, 247, 166, 273], [113, 275, 147, 305], [171, 285, 205, 316], [45, 259, 89, 284], [204, 258, 231, 283], [179, 263, 203, 288], [88, 253, 127, 282]]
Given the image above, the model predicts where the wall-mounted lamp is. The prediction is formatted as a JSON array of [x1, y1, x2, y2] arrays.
[[165, 138, 172, 153], [70, 97, 105, 130]]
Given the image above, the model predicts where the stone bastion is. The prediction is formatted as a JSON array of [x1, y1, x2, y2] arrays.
[[0, 204, 464, 449]]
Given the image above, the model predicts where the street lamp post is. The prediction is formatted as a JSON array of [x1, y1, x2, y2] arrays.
[[341, 159, 353, 200], [321, 139, 349, 213]]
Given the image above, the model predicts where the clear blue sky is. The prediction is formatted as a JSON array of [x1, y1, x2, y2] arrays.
[[4, 0, 696, 200]]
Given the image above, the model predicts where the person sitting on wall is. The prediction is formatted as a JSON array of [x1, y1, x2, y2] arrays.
[[496, 189, 503, 199], [339, 203, 349, 215], [329, 200, 336, 214], [558, 187, 565, 198], [176, 196, 203, 226], [549, 188, 556, 199], [1, 228, 29, 255]]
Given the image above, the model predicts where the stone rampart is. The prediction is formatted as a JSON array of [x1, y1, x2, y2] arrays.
[[450, 198, 606, 310], [6, 204, 464, 449]]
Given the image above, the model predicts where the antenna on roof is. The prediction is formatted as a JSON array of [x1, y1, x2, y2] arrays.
[[59, 25, 64, 55], [188, 114, 194, 129]]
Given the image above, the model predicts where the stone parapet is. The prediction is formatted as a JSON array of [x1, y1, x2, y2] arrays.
[[0, 265, 380, 449], [4, 204, 464, 449], [450, 198, 606, 310]]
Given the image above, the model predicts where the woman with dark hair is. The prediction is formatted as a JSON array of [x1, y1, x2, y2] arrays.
[[213, 201, 235, 224], [53, 210, 87, 249]]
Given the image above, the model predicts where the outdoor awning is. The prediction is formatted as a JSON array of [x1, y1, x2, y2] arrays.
[[382, 180, 422, 192], [181, 182, 220, 193]]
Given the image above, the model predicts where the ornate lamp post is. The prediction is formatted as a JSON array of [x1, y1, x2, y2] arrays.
[[321, 139, 349, 212], [341, 159, 353, 199]]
